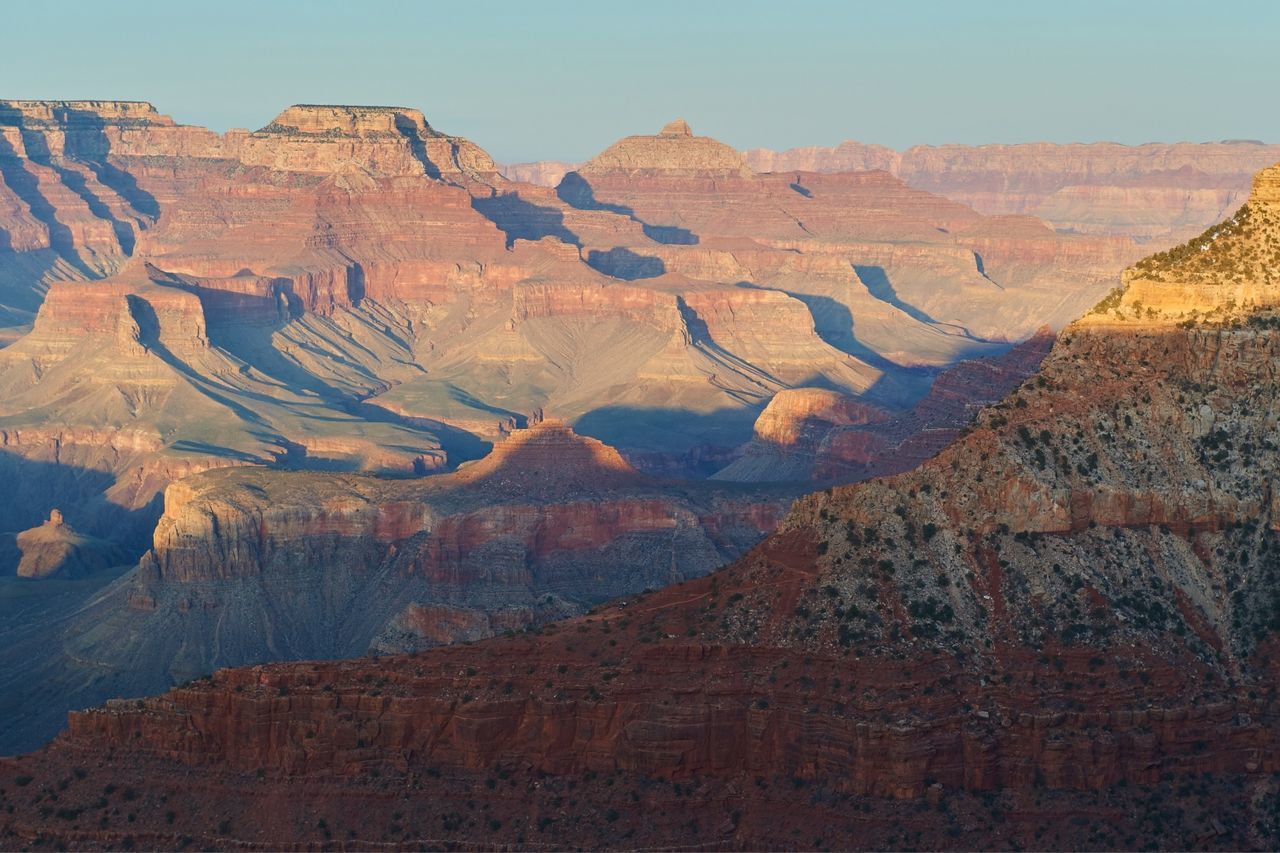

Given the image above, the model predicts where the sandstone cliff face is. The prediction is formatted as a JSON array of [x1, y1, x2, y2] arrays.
[[11, 166, 1280, 850], [1107, 163, 1280, 320]]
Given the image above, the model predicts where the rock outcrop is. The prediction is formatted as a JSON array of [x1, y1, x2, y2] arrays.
[[13, 509, 125, 578], [710, 387, 888, 482], [715, 330, 1056, 484], [1106, 163, 1280, 320], [10, 162, 1280, 850]]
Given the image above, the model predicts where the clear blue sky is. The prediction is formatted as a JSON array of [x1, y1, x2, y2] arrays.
[[3, 0, 1276, 162]]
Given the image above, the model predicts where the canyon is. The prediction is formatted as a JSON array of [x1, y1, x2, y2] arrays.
[[0, 419, 790, 754], [0, 99, 1131, 755], [4, 153, 1280, 849], [0, 101, 1139, 563], [3, 96, 1278, 842]]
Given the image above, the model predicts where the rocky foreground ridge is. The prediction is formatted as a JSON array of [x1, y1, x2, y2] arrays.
[[5, 163, 1280, 848]]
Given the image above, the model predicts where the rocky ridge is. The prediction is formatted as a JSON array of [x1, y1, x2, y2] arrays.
[[505, 140, 1280, 243]]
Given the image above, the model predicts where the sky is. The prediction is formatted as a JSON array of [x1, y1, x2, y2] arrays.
[[3, 0, 1278, 163]]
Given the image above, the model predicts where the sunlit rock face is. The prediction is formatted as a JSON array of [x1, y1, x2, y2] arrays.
[[1102, 163, 1280, 320]]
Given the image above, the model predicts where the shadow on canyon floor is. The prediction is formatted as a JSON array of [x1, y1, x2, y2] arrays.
[[854, 263, 940, 326], [557, 171, 699, 245], [573, 404, 761, 472], [471, 191, 582, 248], [586, 246, 666, 280]]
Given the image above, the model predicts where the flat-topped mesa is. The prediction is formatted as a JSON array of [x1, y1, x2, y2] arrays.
[[261, 104, 437, 138], [0, 97, 226, 177], [579, 118, 752, 176], [0, 99, 172, 128], [10, 272, 210, 365], [244, 104, 498, 178], [1090, 160, 1280, 324]]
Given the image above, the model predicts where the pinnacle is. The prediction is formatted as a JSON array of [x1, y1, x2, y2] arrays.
[[659, 118, 693, 137]]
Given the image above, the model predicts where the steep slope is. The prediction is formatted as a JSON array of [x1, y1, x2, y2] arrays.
[[10, 162, 1280, 850], [0, 100, 165, 343]]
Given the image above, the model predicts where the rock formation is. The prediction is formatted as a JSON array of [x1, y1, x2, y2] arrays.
[[577, 118, 751, 176], [1107, 163, 1280, 320], [13, 509, 125, 578], [714, 330, 1055, 484], [709, 387, 889, 482], [9, 161, 1280, 850]]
